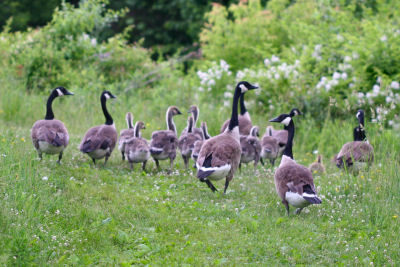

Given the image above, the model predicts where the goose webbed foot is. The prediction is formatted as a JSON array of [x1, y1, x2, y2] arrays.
[[224, 179, 230, 194], [92, 158, 96, 165], [154, 159, 160, 170], [283, 200, 290, 216], [121, 152, 125, 161]]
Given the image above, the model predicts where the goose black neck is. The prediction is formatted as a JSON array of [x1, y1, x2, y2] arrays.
[[353, 126, 366, 141], [101, 96, 113, 125], [45, 91, 57, 120], [228, 87, 241, 131], [283, 120, 295, 159], [240, 93, 247, 115]]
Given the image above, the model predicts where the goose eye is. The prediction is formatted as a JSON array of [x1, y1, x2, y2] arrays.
[[279, 143, 285, 147]]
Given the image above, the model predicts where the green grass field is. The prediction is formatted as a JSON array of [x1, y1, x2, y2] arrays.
[[0, 90, 399, 265]]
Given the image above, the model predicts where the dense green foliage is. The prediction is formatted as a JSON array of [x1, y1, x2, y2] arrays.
[[1, 0, 400, 265]]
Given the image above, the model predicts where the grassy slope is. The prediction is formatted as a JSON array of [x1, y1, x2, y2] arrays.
[[0, 90, 399, 266]]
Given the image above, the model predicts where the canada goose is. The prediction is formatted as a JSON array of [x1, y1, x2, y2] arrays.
[[150, 106, 182, 170], [196, 81, 258, 193], [260, 126, 279, 166], [270, 108, 302, 155], [270, 112, 322, 215], [191, 122, 211, 163], [239, 126, 262, 169], [124, 121, 150, 171], [31, 87, 74, 163], [79, 91, 118, 166], [118, 112, 135, 160], [220, 93, 253, 135], [335, 109, 374, 172], [309, 155, 326, 176], [181, 105, 204, 139], [178, 116, 203, 169]]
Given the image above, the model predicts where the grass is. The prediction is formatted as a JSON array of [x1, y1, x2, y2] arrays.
[[0, 88, 399, 265]]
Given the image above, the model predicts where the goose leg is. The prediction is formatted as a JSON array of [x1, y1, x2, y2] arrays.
[[104, 154, 110, 167], [142, 160, 147, 171], [224, 174, 233, 194], [205, 180, 218, 192], [254, 156, 259, 169], [295, 208, 303, 215], [57, 152, 63, 164], [270, 158, 275, 166], [260, 158, 265, 166], [239, 163, 242, 172], [130, 162, 134, 171], [92, 158, 96, 165], [38, 152, 42, 161], [121, 151, 125, 161], [154, 159, 160, 170], [169, 157, 174, 171], [283, 200, 290, 216], [182, 156, 189, 169]]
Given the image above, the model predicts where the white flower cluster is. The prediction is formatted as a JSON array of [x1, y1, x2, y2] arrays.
[[312, 44, 322, 61], [316, 71, 349, 92], [236, 55, 300, 83], [197, 60, 232, 92]]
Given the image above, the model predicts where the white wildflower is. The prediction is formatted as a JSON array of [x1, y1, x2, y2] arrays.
[[90, 38, 97, 46], [42, 176, 48, 181], [333, 72, 341, 80], [390, 81, 399, 89], [380, 35, 387, 42], [344, 56, 352, 62], [274, 73, 280, 80], [341, 72, 348, 80], [271, 55, 280, 63], [264, 58, 270, 66], [373, 85, 380, 95]]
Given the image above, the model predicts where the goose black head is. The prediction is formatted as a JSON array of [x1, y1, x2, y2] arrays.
[[237, 81, 259, 93], [356, 109, 364, 123], [269, 113, 292, 126], [289, 108, 302, 117], [53, 86, 74, 97], [101, 90, 116, 100]]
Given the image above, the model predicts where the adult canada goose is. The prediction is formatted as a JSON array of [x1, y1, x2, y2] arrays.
[[124, 121, 150, 171], [150, 106, 182, 170], [118, 112, 135, 160], [335, 109, 374, 172], [220, 93, 253, 135], [178, 116, 203, 169], [31, 87, 74, 163], [239, 126, 262, 169], [79, 91, 117, 166], [181, 105, 204, 139], [270, 108, 302, 155], [191, 122, 211, 163], [270, 112, 322, 215], [309, 155, 326, 176], [196, 81, 258, 193], [260, 126, 279, 166]]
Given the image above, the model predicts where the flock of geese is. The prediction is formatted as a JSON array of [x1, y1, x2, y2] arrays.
[[30, 82, 374, 215]]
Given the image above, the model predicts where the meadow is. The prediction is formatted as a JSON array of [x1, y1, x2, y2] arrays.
[[0, 88, 399, 265], [1, 0, 400, 265]]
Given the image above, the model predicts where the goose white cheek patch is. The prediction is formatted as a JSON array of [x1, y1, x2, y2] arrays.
[[356, 112, 360, 118], [281, 117, 291, 126], [56, 89, 63, 96], [239, 84, 248, 93], [105, 93, 111, 99]]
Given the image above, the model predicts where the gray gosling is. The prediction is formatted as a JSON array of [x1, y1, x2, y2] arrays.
[[150, 106, 182, 171], [239, 125, 262, 170], [220, 92, 253, 135], [31, 87, 74, 163], [124, 121, 150, 171], [260, 126, 279, 166], [181, 105, 204, 139], [270, 111, 322, 216], [79, 91, 117, 166], [335, 109, 374, 173], [191, 122, 211, 164], [118, 112, 135, 160], [309, 154, 326, 176], [178, 116, 203, 169], [196, 81, 258, 193]]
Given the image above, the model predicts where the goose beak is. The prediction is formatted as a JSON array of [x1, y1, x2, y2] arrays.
[[110, 94, 117, 99], [65, 92, 74, 95], [249, 84, 259, 90], [177, 109, 182, 115], [269, 117, 281, 123]]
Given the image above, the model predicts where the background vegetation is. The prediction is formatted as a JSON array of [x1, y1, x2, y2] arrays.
[[0, 0, 399, 265]]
